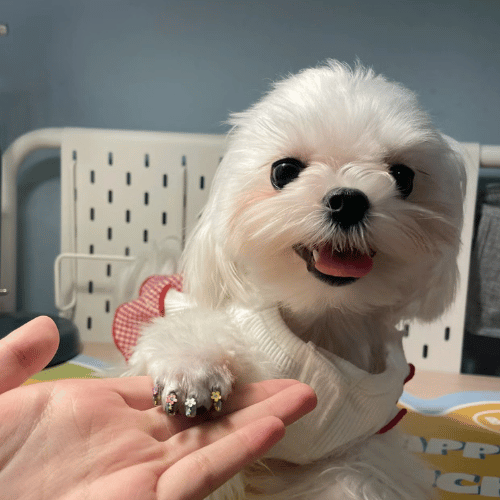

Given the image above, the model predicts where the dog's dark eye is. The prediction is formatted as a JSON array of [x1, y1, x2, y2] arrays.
[[271, 158, 306, 190], [389, 164, 415, 199]]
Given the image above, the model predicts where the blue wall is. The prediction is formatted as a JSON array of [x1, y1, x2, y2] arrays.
[[1, 0, 500, 314]]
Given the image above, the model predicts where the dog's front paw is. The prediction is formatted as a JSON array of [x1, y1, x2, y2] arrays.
[[150, 361, 234, 417]]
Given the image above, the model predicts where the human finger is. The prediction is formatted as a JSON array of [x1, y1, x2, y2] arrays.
[[218, 379, 303, 416], [123, 379, 301, 413], [0, 316, 59, 393], [99, 376, 297, 413], [157, 416, 285, 500], [98, 377, 296, 414], [212, 381, 317, 429], [141, 379, 310, 441], [157, 382, 316, 460]]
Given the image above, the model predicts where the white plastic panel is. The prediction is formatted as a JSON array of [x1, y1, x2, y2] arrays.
[[402, 143, 481, 372], [58, 128, 226, 343]]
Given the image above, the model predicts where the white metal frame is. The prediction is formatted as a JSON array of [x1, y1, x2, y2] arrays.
[[54, 253, 135, 312], [2, 128, 500, 371]]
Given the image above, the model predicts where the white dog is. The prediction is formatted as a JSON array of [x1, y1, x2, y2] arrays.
[[124, 61, 466, 499]]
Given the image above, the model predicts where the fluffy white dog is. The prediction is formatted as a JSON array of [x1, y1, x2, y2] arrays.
[[124, 61, 466, 499]]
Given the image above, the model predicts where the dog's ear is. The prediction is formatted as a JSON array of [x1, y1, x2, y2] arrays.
[[181, 205, 247, 309], [408, 248, 461, 322], [405, 138, 467, 322]]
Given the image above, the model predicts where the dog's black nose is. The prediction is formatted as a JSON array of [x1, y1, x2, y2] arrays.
[[324, 188, 370, 229]]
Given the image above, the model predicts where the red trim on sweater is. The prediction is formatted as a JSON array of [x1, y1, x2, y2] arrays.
[[376, 363, 415, 434], [377, 408, 408, 434]]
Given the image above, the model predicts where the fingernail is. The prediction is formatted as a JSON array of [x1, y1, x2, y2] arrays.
[[152, 383, 162, 407], [185, 396, 197, 417], [211, 388, 222, 412], [165, 392, 178, 415]]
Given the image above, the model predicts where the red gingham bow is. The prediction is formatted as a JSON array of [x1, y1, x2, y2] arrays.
[[112, 274, 183, 361]]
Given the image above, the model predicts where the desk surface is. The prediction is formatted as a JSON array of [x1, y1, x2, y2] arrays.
[[83, 342, 500, 399]]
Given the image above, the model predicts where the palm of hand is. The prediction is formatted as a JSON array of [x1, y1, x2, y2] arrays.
[[0, 378, 174, 500], [0, 375, 315, 500]]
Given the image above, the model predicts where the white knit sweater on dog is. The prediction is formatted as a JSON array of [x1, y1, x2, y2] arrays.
[[164, 290, 410, 464]]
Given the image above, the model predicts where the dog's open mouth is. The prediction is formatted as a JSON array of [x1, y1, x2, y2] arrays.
[[294, 244, 375, 287]]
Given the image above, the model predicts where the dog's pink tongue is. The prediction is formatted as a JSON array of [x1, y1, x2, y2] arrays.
[[315, 247, 373, 278]]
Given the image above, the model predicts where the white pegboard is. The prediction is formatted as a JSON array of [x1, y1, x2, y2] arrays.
[[183, 143, 225, 238], [58, 128, 226, 343], [402, 143, 481, 372]]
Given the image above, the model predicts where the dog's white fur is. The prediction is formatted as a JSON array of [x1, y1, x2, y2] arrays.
[[125, 61, 466, 499]]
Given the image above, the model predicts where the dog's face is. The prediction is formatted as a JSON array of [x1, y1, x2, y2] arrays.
[[184, 61, 466, 322]]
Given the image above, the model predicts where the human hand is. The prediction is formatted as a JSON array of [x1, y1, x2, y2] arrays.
[[0, 317, 317, 500]]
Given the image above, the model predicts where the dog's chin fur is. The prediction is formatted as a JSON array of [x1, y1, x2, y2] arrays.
[[127, 61, 466, 499]]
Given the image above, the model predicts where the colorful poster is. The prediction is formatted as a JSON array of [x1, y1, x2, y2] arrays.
[[400, 391, 500, 499]]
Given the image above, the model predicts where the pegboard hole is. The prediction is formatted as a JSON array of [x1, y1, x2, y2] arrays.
[[108, 190, 113, 203], [125, 210, 131, 223], [105, 300, 110, 313], [162, 212, 167, 225], [200, 176, 205, 190], [108, 152, 113, 165], [87, 317, 92, 330], [403, 324, 410, 337], [88, 281, 93, 294], [107, 227, 113, 240], [422, 344, 428, 359], [90, 170, 95, 183], [145, 154, 150, 167], [90, 208, 95, 221], [72, 150, 77, 160], [106, 264, 112, 277], [182, 155, 187, 166], [444, 327, 450, 341], [89, 244, 94, 254], [143, 229, 149, 243], [126, 172, 131, 185], [144, 192, 149, 205], [163, 174, 168, 188], [125, 247, 130, 256]]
